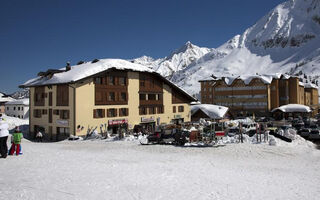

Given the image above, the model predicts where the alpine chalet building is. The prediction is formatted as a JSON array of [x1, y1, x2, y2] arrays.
[[21, 59, 196, 140], [199, 74, 319, 117]]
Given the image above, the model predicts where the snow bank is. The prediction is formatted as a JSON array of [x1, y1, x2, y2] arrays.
[[0, 114, 29, 131]]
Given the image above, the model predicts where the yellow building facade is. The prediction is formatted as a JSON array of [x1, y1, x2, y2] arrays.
[[23, 60, 195, 140]]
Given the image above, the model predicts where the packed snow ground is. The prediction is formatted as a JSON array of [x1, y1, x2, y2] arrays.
[[0, 136, 319, 200]]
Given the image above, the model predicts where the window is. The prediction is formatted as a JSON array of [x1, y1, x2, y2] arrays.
[[60, 110, 69, 119], [18, 107, 20, 111], [53, 110, 60, 115], [178, 106, 184, 112], [173, 106, 176, 113], [108, 92, 115, 101], [139, 107, 147, 115], [119, 108, 128, 117], [93, 109, 105, 118], [157, 94, 163, 100], [157, 106, 164, 114], [6, 107, 9, 110], [14, 107, 16, 110], [49, 92, 53, 106], [57, 85, 69, 106], [107, 108, 117, 117], [57, 127, 70, 135], [42, 109, 47, 115], [119, 77, 126, 86], [148, 94, 156, 100], [150, 79, 155, 88], [120, 92, 127, 101], [95, 77, 103, 84], [140, 81, 145, 87], [34, 109, 42, 118], [149, 107, 156, 114], [22, 107, 24, 111], [108, 76, 115, 85], [139, 94, 146, 100], [34, 86, 45, 106]]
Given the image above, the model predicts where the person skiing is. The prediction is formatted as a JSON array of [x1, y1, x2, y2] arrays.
[[0, 116, 9, 158], [9, 127, 23, 156]]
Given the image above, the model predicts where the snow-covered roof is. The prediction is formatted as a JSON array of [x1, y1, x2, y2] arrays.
[[21, 59, 154, 87], [271, 104, 312, 113], [191, 104, 229, 119], [0, 93, 14, 103], [199, 73, 313, 88], [300, 82, 318, 89], [5, 98, 29, 106], [20, 58, 197, 101]]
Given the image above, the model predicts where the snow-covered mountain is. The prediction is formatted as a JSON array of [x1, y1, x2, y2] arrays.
[[10, 89, 29, 99], [165, 0, 320, 95], [131, 41, 212, 77]]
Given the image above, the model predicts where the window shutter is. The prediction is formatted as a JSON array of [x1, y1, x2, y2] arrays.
[[93, 109, 96, 118], [107, 109, 110, 117], [119, 109, 122, 117], [126, 108, 129, 116], [115, 109, 118, 117]]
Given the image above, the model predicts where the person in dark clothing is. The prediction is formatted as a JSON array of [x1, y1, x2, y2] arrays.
[[0, 116, 9, 158]]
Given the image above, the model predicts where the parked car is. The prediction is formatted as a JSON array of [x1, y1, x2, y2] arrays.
[[309, 129, 320, 140], [145, 130, 175, 144], [297, 128, 311, 138]]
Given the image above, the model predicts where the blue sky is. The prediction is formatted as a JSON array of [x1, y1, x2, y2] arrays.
[[0, 0, 284, 94]]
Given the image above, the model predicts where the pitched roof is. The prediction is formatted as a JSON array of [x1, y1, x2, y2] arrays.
[[191, 104, 229, 119], [5, 98, 29, 106], [20, 58, 197, 102], [0, 93, 14, 103]]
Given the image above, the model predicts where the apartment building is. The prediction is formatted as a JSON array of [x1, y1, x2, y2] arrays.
[[199, 74, 319, 116], [21, 59, 196, 140], [5, 98, 29, 119]]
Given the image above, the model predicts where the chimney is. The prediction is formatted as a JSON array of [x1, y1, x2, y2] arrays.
[[66, 62, 71, 71]]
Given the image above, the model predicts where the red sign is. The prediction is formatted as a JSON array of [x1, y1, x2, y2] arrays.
[[108, 119, 128, 126], [215, 131, 225, 137]]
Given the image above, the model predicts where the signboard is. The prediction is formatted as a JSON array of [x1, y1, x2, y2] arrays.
[[141, 116, 155, 123], [56, 120, 69, 126], [108, 119, 128, 126], [174, 115, 182, 119]]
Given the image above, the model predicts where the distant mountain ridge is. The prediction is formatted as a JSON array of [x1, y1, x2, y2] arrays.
[[132, 0, 320, 96], [10, 89, 29, 99], [131, 41, 212, 78]]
